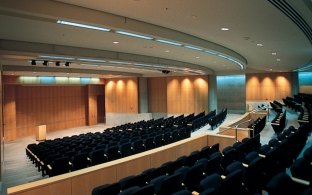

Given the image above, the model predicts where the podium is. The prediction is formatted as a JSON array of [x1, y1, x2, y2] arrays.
[[36, 125, 46, 141]]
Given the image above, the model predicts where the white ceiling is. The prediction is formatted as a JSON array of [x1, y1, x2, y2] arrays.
[[0, 0, 311, 77]]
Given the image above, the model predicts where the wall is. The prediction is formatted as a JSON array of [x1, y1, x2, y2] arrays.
[[246, 72, 292, 101], [105, 78, 138, 113], [217, 75, 246, 113], [147, 77, 167, 113], [299, 72, 312, 94], [3, 85, 87, 141], [86, 85, 104, 126], [167, 76, 208, 114]]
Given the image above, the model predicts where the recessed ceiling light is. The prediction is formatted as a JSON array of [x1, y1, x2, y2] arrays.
[[221, 27, 229, 31], [113, 41, 119, 44], [270, 69, 273, 71], [196, 56, 200, 59], [272, 52, 277, 55], [256, 43, 263, 47], [276, 58, 281, 61], [165, 50, 170, 53], [191, 15, 197, 19]]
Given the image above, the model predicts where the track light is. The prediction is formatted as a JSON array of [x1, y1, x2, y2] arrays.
[[31, 60, 36, 65], [56, 61, 60, 66], [43, 60, 48, 66], [65, 62, 70, 67]]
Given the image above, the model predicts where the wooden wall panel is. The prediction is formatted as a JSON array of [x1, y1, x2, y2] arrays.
[[246, 72, 292, 101], [105, 78, 138, 113], [4, 85, 87, 140], [167, 76, 208, 114], [148, 77, 167, 113], [4, 85, 16, 141]]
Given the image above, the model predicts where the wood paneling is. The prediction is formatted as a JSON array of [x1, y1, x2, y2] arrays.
[[86, 85, 104, 126], [246, 72, 291, 101], [4, 85, 16, 141], [147, 77, 167, 113], [4, 85, 87, 141], [105, 78, 138, 113], [167, 76, 208, 114]]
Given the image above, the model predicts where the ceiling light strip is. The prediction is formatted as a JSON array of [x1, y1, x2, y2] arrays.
[[78, 58, 106, 63], [39, 55, 75, 60], [115, 30, 153, 40], [57, 20, 111, 32], [184, 45, 203, 51], [156, 39, 183, 46]]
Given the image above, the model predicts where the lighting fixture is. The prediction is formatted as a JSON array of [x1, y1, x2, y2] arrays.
[[80, 64, 98, 67], [113, 41, 119, 44], [184, 45, 203, 51], [156, 39, 182, 46], [218, 54, 244, 69], [31, 60, 36, 65], [39, 55, 75, 60], [276, 58, 281, 62], [57, 20, 111, 32], [165, 50, 170, 53], [221, 27, 229, 31], [115, 30, 153, 40], [195, 56, 200, 59], [204, 50, 217, 55], [271, 52, 277, 55], [109, 60, 132, 65], [256, 43, 263, 47], [43, 60, 48, 66], [78, 58, 106, 63]]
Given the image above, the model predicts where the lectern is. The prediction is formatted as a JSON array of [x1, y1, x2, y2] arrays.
[[36, 125, 46, 141]]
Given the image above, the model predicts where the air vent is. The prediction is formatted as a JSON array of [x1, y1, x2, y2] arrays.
[[268, 0, 312, 44]]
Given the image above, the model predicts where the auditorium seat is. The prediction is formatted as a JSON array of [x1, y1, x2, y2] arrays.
[[132, 139, 146, 154], [46, 156, 70, 177], [89, 149, 107, 165], [199, 173, 222, 193], [71, 152, 89, 171], [91, 182, 120, 195], [120, 142, 133, 157], [183, 163, 205, 191], [156, 172, 184, 195]]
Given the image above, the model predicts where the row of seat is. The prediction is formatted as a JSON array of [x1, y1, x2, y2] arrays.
[[208, 108, 227, 129], [92, 133, 263, 195], [270, 101, 283, 113], [271, 110, 286, 134], [188, 110, 216, 130], [248, 116, 266, 136], [283, 96, 302, 112], [26, 112, 215, 177]]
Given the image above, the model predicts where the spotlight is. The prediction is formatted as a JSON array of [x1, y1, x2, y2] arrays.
[[161, 70, 170, 74], [56, 61, 60, 66], [43, 60, 48, 66], [31, 60, 36, 65], [65, 62, 70, 67]]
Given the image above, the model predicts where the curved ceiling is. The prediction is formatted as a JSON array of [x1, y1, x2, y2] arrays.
[[0, 0, 311, 77]]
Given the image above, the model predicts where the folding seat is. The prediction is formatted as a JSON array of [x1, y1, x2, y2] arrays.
[[132, 139, 146, 154], [224, 161, 244, 176], [105, 145, 122, 161], [204, 151, 223, 175], [132, 184, 154, 195], [265, 172, 310, 195], [220, 169, 247, 195], [198, 146, 211, 160], [183, 163, 205, 191], [157, 172, 184, 195], [71, 152, 89, 171], [149, 175, 168, 194], [232, 141, 247, 161], [290, 157, 312, 182], [119, 186, 141, 195], [199, 188, 217, 195], [208, 143, 220, 155], [89, 149, 107, 165], [199, 173, 222, 192], [242, 151, 261, 165], [171, 189, 192, 195], [119, 173, 148, 190], [163, 132, 172, 145], [92, 182, 120, 195], [46, 156, 70, 177], [120, 142, 133, 157], [221, 146, 236, 168], [184, 150, 199, 167], [171, 130, 180, 142], [144, 137, 156, 150], [154, 134, 164, 147]]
